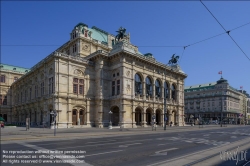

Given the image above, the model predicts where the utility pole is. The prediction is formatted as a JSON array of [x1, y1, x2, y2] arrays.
[[164, 65, 167, 130], [221, 95, 223, 127]]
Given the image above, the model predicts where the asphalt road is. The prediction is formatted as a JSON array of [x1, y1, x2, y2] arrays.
[[1, 126, 250, 166]]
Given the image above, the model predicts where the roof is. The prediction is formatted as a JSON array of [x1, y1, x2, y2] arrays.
[[88, 26, 108, 44], [184, 82, 217, 90], [0, 63, 30, 73]]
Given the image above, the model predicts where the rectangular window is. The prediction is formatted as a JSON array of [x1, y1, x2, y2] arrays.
[[21, 92, 22, 102], [117, 80, 120, 95], [14, 77, 18, 82], [35, 85, 38, 98], [73, 78, 78, 83], [79, 85, 83, 94], [112, 81, 115, 96], [3, 96, 7, 105], [49, 77, 54, 94], [79, 79, 84, 84], [0, 75, 5, 83], [41, 82, 44, 96], [73, 78, 84, 95], [25, 90, 27, 101], [29, 88, 32, 100], [73, 84, 78, 94]]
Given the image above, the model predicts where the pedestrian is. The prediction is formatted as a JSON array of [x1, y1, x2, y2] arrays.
[[170, 121, 173, 127]]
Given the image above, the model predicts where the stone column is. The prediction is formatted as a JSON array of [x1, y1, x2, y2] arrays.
[[77, 109, 80, 125], [98, 100, 103, 128], [86, 98, 91, 126], [161, 113, 164, 127], [142, 81, 146, 100], [143, 108, 147, 127], [132, 103, 137, 128], [152, 83, 155, 102]]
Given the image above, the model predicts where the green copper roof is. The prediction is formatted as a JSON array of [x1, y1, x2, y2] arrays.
[[88, 26, 108, 44], [75, 22, 88, 28], [0, 63, 30, 73], [184, 82, 216, 90]]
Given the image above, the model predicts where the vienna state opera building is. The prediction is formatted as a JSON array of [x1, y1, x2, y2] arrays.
[[0, 23, 187, 128]]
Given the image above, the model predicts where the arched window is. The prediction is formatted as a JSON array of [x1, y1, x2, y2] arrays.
[[146, 77, 152, 97], [135, 74, 142, 95], [164, 82, 169, 99], [155, 79, 161, 97], [171, 84, 176, 100]]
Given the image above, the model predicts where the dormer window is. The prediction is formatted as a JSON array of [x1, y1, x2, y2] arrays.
[[84, 30, 88, 37], [14, 77, 18, 82], [73, 44, 77, 53]]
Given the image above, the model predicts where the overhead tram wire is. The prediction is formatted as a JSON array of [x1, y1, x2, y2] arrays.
[[1, 21, 249, 49], [200, 0, 250, 61]]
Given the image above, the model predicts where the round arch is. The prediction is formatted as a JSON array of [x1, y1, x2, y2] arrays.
[[155, 109, 162, 125], [110, 106, 120, 126], [172, 110, 178, 125], [135, 106, 143, 125], [171, 83, 177, 100], [146, 107, 153, 125], [155, 79, 161, 97], [145, 76, 153, 97], [135, 73, 143, 95]]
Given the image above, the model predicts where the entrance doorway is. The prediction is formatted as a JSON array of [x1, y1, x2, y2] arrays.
[[111, 106, 119, 126], [79, 109, 85, 125], [72, 109, 77, 125], [156, 110, 161, 125], [135, 108, 142, 125], [146, 109, 152, 125]]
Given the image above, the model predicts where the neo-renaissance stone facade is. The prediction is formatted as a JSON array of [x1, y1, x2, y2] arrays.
[[2, 23, 187, 128]]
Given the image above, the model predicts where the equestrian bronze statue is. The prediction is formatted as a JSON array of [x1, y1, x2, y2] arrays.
[[168, 54, 179, 65], [115, 27, 127, 41]]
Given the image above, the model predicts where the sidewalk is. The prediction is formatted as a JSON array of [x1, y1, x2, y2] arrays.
[[0, 125, 243, 142]]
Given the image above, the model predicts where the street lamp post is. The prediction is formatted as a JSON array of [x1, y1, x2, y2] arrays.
[[221, 95, 223, 127], [109, 110, 113, 129], [54, 110, 57, 136], [164, 65, 167, 130]]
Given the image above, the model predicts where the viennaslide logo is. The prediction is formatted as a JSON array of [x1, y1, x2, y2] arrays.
[[220, 146, 248, 165]]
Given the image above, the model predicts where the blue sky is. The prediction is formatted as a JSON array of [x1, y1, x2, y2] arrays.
[[1, 1, 250, 94]]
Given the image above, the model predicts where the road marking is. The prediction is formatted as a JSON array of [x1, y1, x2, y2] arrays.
[[54, 139, 152, 150], [119, 143, 142, 147], [19, 142, 92, 166], [85, 150, 123, 157], [151, 148, 178, 156], [86, 140, 116, 144]]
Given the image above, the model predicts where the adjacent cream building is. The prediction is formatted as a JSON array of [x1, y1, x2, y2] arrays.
[[0, 64, 29, 122], [2, 23, 187, 128], [184, 77, 248, 124]]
